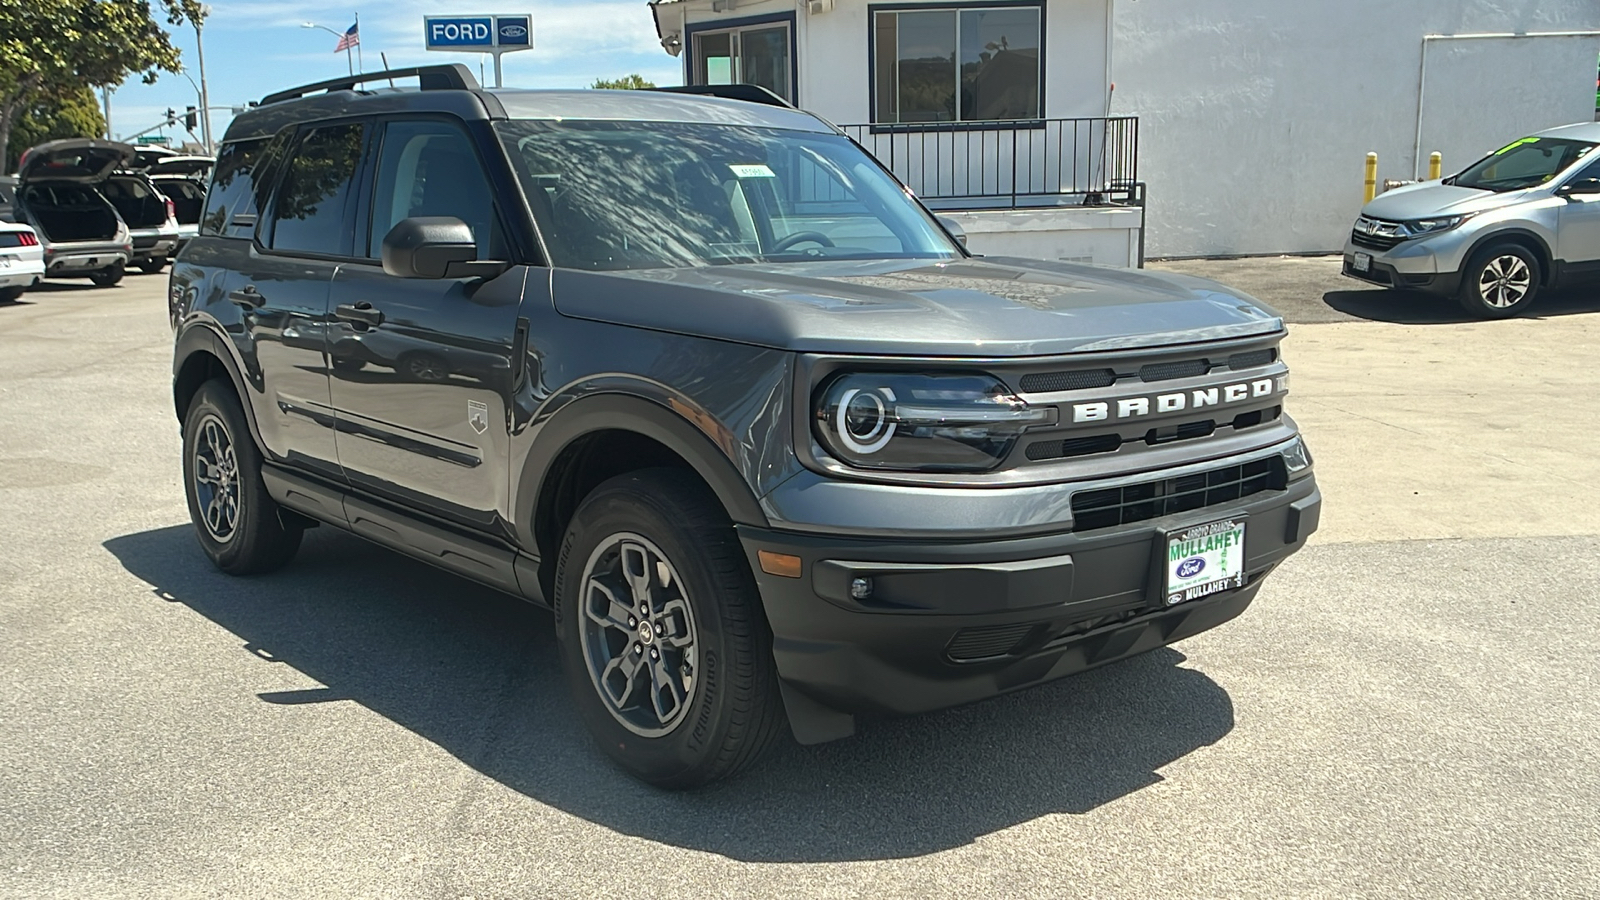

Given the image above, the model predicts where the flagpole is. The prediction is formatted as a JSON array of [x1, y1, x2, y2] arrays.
[[354, 12, 363, 73]]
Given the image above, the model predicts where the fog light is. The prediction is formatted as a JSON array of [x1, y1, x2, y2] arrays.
[[850, 577, 873, 601], [1282, 437, 1313, 475]]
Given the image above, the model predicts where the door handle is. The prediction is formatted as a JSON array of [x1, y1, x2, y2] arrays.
[[334, 301, 385, 326], [227, 285, 263, 308]]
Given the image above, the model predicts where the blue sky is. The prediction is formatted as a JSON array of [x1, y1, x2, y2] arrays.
[[107, 1, 684, 143]]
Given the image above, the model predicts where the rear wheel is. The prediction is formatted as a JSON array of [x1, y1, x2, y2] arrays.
[[89, 262, 124, 288], [182, 379, 303, 575], [1457, 243, 1539, 318], [554, 469, 785, 788], [0, 286, 23, 303], [137, 257, 166, 275]]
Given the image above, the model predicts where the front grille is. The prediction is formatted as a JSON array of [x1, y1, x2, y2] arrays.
[[1140, 360, 1209, 382], [1227, 349, 1276, 370], [1351, 230, 1404, 251], [1071, 457, 1287, 531], [947, 623, 1037, 661], [1027, 434, 1122, 461], [1019, 368, 1116, 393]]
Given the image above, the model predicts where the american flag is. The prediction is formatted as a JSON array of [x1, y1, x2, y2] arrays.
[[335, 22, 360, 52]]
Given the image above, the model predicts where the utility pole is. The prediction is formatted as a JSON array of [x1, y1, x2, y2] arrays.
[[102, 86, 113, 139], [192, 5, 213, 153]]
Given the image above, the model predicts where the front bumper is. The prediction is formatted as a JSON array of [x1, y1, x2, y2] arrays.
[[740, 472, 1321, 743]]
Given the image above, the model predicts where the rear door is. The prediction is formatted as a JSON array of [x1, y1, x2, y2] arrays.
[[232, 119, 371, 480], [1557, 155, 1600, 269], [327, 117, 524, 529]]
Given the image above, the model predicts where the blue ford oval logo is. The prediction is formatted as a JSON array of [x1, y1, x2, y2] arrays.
[[1176, 557, 1205, 578], [500, 24, 527, 37]]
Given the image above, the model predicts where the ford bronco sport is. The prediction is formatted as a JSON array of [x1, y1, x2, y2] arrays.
[[169, 66, 1321, 788]]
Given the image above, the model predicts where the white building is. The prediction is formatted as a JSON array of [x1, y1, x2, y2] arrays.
[[648, 0, 1600, 261]]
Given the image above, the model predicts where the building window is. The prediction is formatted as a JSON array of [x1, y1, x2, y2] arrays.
[[691, 20, 794, 103], [872, 5, 1042, 125]]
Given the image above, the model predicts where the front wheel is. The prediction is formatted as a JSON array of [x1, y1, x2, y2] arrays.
[[1457, 243, 1539, 318], [89, 262, 125, 287], [182, 379, 303, 574], [554, 469, 785, 788]]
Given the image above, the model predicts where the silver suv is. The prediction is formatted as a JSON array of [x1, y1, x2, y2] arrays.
[[1344, 122, 1600, 317]]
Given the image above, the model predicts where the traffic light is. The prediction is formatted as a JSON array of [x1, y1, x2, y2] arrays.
[[165, 107, 177, 126], [184, 106, 198, 130]]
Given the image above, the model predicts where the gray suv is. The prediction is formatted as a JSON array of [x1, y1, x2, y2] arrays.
[[169, 66, 1321, 787], [1344, 122, 1600, 317]]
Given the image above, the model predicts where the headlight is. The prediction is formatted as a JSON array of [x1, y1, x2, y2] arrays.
[[1401, 214, 1473, 237], [1281, 437, 1313, 475], [813, 373, 1055, 471]]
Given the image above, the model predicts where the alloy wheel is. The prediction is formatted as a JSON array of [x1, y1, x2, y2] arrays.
[[192, 413, 240, 543], [1478, 255, 1531, 309], [578, 532, 699, 737]]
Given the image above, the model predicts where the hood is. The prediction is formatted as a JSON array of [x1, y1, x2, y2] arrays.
[[18, 139, 134, 184], [147, 155, 215, 177], [1361, 180, 1536, 221], [552, 257, 1284, 357]]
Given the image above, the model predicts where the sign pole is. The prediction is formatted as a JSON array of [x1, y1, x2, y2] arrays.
[[493, 50, 503, 88]]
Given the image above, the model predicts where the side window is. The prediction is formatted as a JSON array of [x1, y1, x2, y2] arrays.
[[199, 138, 269, 238], [367, 120, 504, 258], [267, 122, 366, 256]]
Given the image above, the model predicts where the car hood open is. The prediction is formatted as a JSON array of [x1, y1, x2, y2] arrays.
[[552, 257, 1284, 357], [18, 139, 134, 184]]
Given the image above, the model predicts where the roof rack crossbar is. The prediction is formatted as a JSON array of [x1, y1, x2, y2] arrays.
[[651, 84, 795, 109], [260, 64, 480, 106]]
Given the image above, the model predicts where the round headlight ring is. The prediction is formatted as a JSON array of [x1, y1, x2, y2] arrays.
[[835, 386, 897, 454]]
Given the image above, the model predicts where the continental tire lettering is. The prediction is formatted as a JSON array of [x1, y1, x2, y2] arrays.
[[687, 648, 718, 751]]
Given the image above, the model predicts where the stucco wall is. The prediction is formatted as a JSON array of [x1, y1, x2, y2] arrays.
[[1112, 0, 1600, 257]]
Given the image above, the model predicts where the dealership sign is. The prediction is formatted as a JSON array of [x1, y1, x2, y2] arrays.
[[423, 14, 532, 87]]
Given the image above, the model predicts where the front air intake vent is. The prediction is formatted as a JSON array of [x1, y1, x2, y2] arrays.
[[1026, 434, 1123, 461], [1019, 368, 1116, 393], [1227, 349, 1277, 370], [1139, 360, 1209, 382], [1071, 457, 1288, 531], [946, 623, 1036, 661]]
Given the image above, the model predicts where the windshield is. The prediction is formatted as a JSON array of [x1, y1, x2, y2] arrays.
[[1451, 136, 1598, 192], [496, 120, 961, 271]]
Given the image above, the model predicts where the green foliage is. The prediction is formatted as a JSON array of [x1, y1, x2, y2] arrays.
[[592, 74, 656, 91], [5, 83, 105, 171], [0, 0, 187, 171]]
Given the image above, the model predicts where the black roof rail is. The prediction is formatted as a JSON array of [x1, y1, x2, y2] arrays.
[[260, 64, 480, 106], [652, 84, 794, 109]]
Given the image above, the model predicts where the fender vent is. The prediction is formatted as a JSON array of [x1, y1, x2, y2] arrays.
[[1019, 368, 1116, 393], [947, 623, 1036, 661]]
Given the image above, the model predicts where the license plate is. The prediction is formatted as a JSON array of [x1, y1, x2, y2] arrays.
[[1352, 252, 1371, 273], [1164, 519, 1246, 606]]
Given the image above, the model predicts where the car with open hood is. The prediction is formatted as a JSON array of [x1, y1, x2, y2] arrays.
[[13, 139, 133, 286], [168, 67, 1321, 788], [1344, 122, 1600, 317]]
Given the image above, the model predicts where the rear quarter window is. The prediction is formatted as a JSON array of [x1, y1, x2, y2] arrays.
[[199, 137, 273, 238]]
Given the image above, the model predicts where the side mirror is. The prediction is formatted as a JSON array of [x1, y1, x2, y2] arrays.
[[937, 215, 968, 248], [1557, 177, 1600, 199], [381, 216, 507, 279]]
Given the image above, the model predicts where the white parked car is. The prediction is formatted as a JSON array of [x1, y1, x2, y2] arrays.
[[0, 218, 46, 302]]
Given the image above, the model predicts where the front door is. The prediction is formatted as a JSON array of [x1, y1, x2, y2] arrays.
[[327, 118, 524, 529], [1557, 156, 1600, 269]]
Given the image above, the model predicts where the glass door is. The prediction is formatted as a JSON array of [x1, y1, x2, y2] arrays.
[[692, 21, 793, 103]]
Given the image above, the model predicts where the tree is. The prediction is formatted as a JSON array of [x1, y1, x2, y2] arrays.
[[5, 83, 105, 172], [592, 74, 656, 90], [0, 0, 187, 172]]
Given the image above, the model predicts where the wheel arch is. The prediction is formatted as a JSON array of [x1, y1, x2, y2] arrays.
[[173, 324, 265, 450], [516, 393, 771, 594], [1463, 228, 1555, 285]]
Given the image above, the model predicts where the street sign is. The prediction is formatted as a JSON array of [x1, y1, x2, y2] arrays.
[[137, 136, 171, 146], [423, 13, 532, 88]]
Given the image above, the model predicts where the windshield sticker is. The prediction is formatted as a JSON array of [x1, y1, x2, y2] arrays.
[[729, 164, 776, 179], [1493, 137, 1539, 155]]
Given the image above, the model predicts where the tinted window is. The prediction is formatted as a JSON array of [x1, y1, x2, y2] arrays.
[[1453, 137, 1598, 192], [367, 120, 503, 258], [874, 6, 1041, 124], [497, 120, 959, 271], [200, 138, 270, 238], [269, 122, 366, 255]]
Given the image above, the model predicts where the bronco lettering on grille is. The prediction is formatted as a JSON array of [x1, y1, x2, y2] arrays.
[[1072, 376, 1286, 424]]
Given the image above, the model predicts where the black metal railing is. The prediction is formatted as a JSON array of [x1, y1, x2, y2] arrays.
[[840, 117, 1140, 210]]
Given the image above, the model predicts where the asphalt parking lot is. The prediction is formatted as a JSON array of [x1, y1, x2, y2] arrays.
[[3, 262, 1598, 898]]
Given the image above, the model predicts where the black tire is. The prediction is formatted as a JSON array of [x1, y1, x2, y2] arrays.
[[331, 356, 366, 373], [181, 379, 302, 575], [136, 257, 166, 275], [554, 469, 785, 788], [89, 262, 125, 287], [0, 286, 23, 303], [1457, 243, 1540, 318]]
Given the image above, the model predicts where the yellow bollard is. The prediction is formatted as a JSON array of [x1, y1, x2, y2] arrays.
[[1428, 152, 1442, 181], [1364, 152, 1378, 203]]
